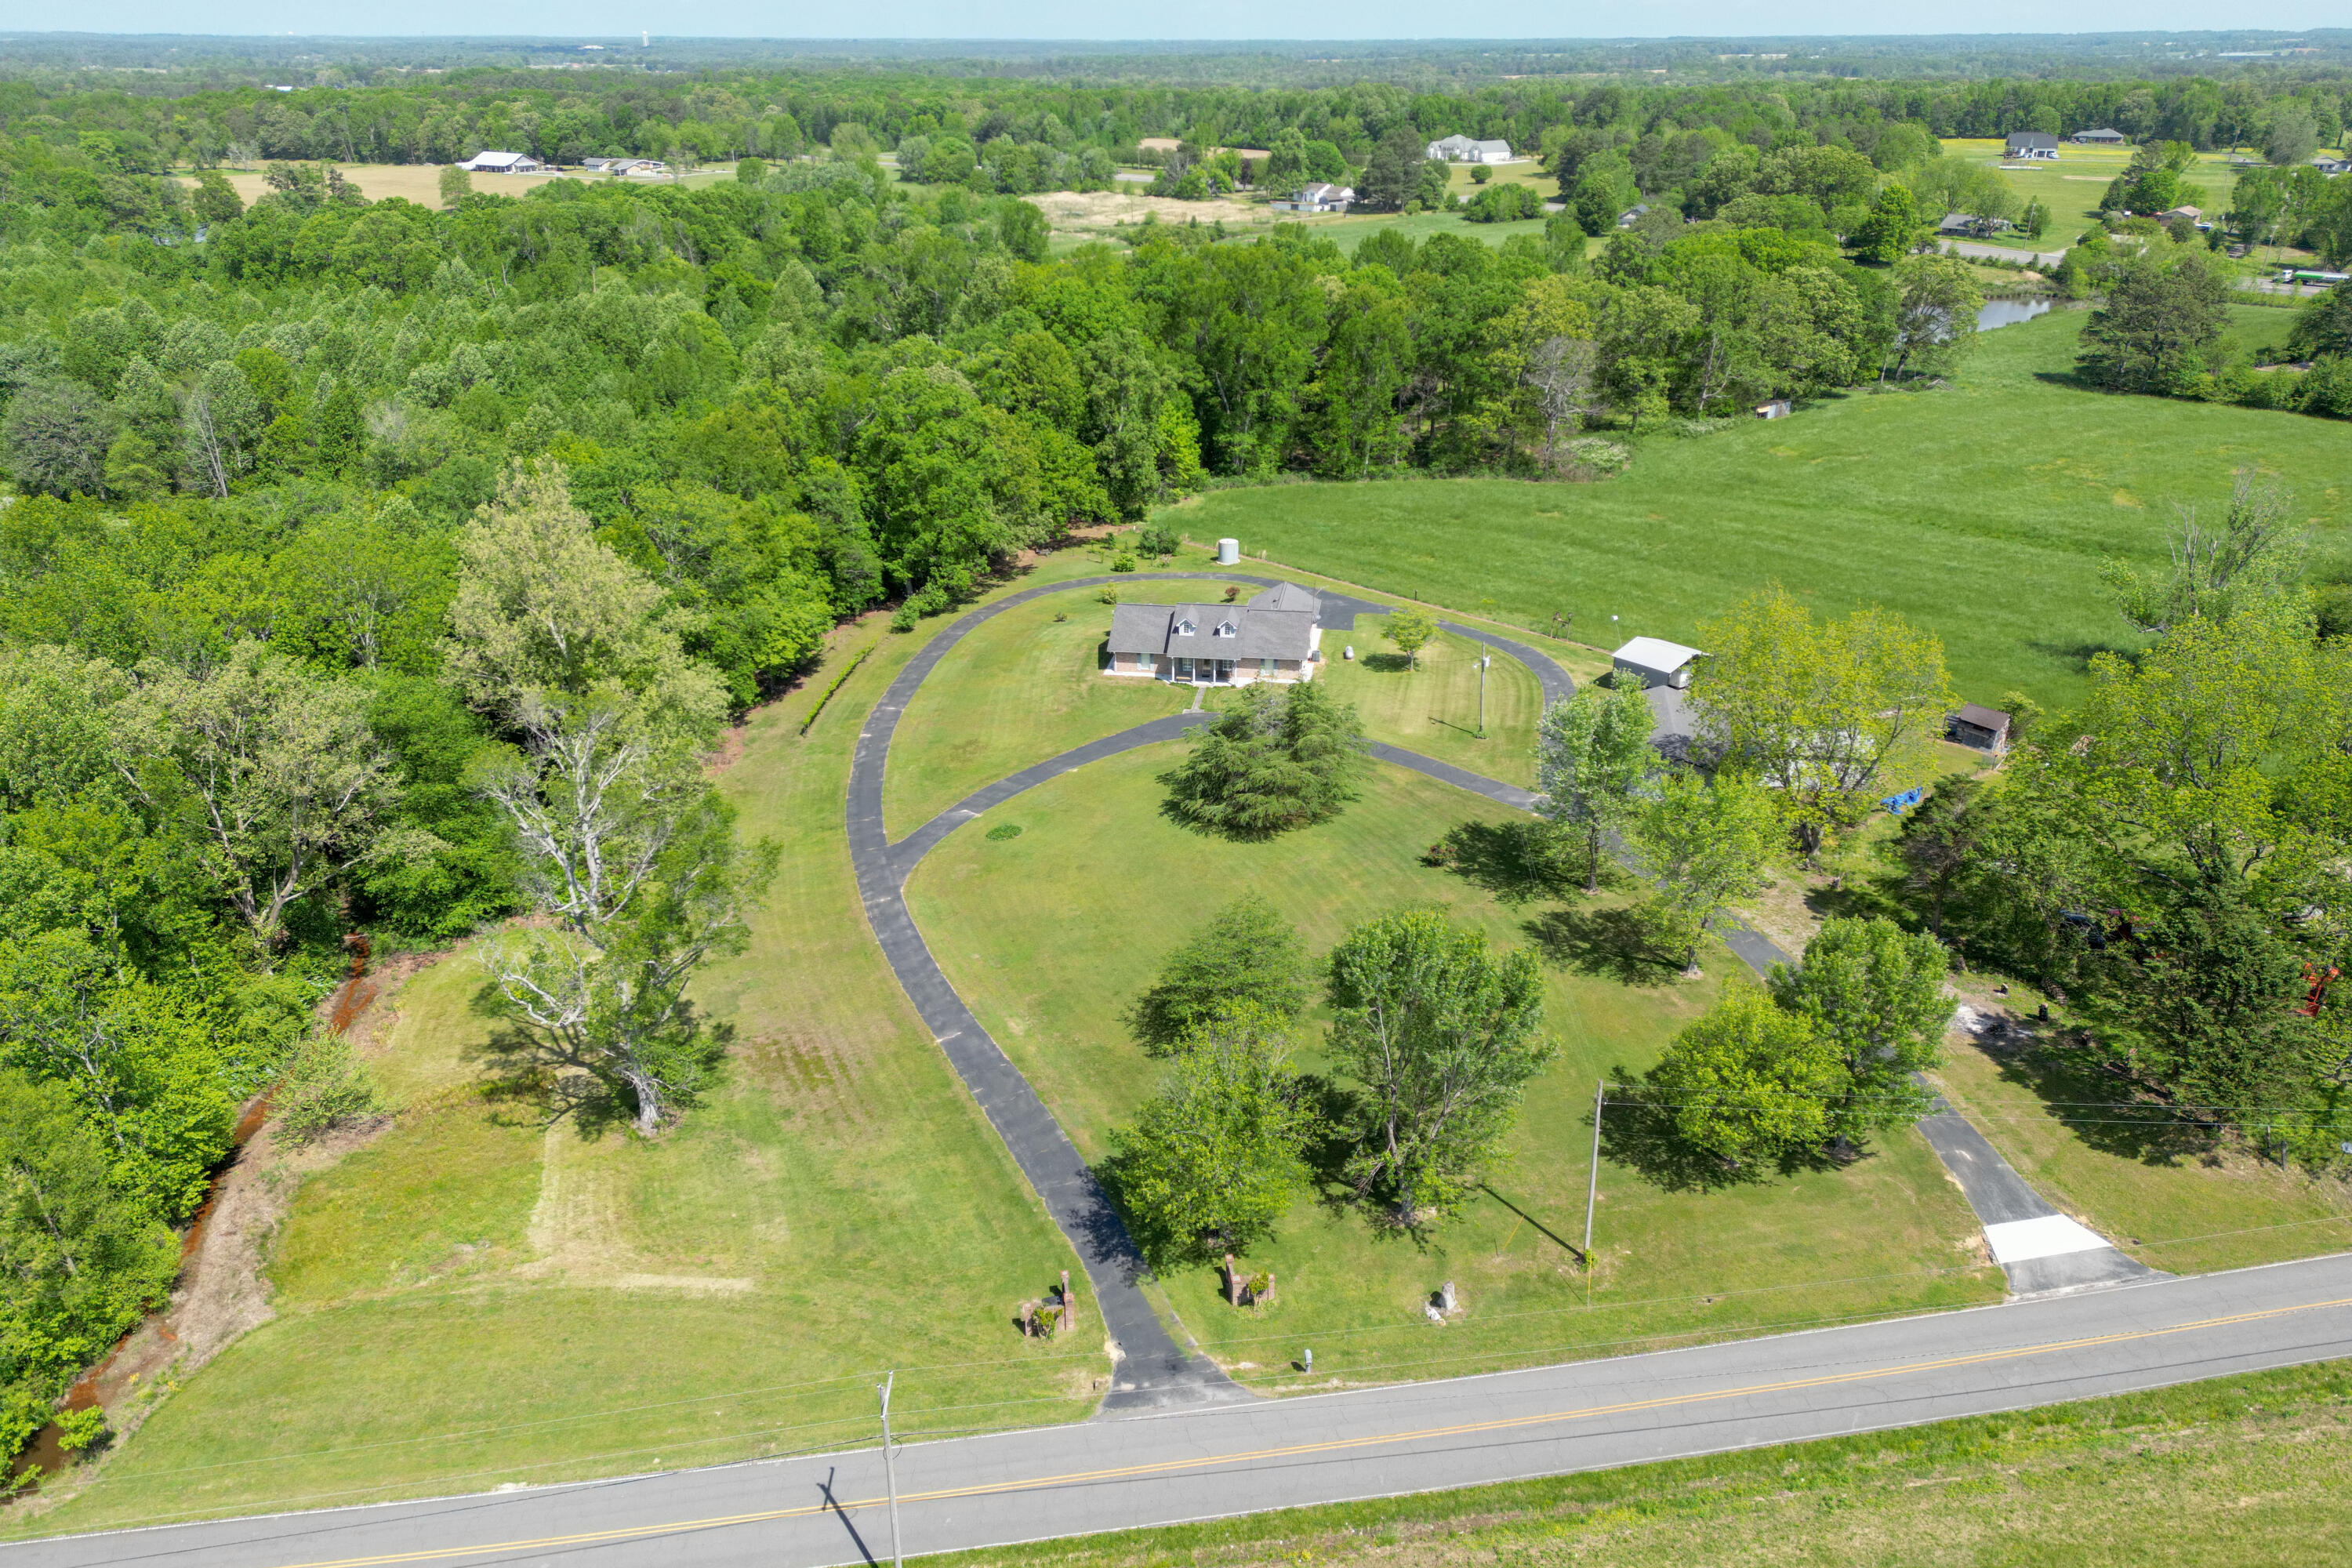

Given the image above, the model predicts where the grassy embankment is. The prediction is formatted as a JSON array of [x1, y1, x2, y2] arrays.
[[906, 739, 2002, 1394], [928, 1357, 2352, 1568], [9, 560, 1142, 1538], [1165, 307, 2352, 712]]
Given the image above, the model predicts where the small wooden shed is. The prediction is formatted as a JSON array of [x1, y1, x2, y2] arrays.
[[1947, 703, 2012, 754]]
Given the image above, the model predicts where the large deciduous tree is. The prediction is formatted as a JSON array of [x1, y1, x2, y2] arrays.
[[2101, 470, 2301, 635], [1628, 771, 1778, 975], [1102, 1006, 1315, 1266], [1646, 986, 1842, 1167], [2077, 249, 2229, 395], [449, 466, 768, 1134], [1691, 588, 1956, 855], [1769, 916, 1951, 1141], [112, 641, 408, 958], [1535, 681, 1658, 892], [1327, 909, 1551, 1229], [1127, 895, 1311, 1054]]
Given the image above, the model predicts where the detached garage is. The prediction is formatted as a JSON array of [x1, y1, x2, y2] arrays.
[[1611, 637, 1704, 691]]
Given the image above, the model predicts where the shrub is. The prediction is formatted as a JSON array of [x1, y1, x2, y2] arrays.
[[1098, 586, 1120, 604], [1470, 165, 1492, 184], [1138, 520, 1181, 557], [55, 1408, 109, 1457], [1563, 437, 1632, 477], [1111, 552, 1138, 572], [889, 601, 921, 632], [273, 1029, 387, 1145]]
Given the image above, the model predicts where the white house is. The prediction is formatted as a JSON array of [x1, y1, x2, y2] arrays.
[[2004, 132, 2060, 161], [2071, 128, 2128, 144], [1611, 637, 1704, 691], [1425, 134, 1512, 164], [1103, 583, 1323, 686], [1290, 182, 1356, 212], [1616, 202, 1651, 229], [460, 151, 543, 173]]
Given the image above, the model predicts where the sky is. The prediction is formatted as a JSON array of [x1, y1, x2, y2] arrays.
[[22, 3, 2347, 40]]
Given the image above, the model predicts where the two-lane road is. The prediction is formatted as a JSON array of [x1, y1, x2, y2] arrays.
[[17, 1253, 2352, 1568]]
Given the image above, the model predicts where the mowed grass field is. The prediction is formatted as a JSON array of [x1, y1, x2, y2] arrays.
[[906, 746, 2000, 1393], [14, 604, 1107, 1537], [1944, 136, 2245, 226], [1169, 307, 2352, 710], [931, 1359, 2352, 1568]]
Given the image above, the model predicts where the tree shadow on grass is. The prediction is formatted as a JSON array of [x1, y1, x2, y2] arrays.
[[1360, 652, 1415, 673], [1964, 1022, 2223, 1169], [2026, 637, 2140, 677], [1523, 905, 1680, 986], [464, 978, 726, 1141], [1598, 1083, 1853, 1194], [1429, 819, 1571, 906]]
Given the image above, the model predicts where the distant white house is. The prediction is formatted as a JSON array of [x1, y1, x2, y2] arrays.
[[583, 157, 669, 176], [2315, 156, 2352, 177], [1289, 182, 1356, 212], [1616, 202, 1651, 229], [2071, 128, 2128, 144], [1425, 134, 1513, 164], [461, 151, 543, 173], [2004, 131, 2060, 161], [1612, 637, 1704, 691]]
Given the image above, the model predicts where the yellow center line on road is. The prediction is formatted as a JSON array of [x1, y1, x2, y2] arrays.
[[277, 1294, 2352, 1568]]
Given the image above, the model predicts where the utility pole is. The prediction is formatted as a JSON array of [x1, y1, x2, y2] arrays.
[[878, 1370, 904, 1568], [1583, 1080, 1605, 1272], [1477, 655, 1490, 738]]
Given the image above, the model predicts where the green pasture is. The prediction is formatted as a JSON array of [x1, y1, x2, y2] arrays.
[[1167, 308, 2352, 711], [17, 608, 1105, 1537], [906, 746, 2000, 1393], [1945, 136, 2242, 227], [1443, 159, 1558, 200]]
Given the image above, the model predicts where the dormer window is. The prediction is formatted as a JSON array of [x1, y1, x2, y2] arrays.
[[1214, 621, 1237, 637], [1175, 618, 1196, 636]]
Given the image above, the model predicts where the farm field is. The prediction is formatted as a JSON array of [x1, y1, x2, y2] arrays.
[[906, 746, 2002, 1394], [930, 1358, 2352, 1568], [1165, 307, 2352, 711], [10, 607, 1105, 1538], [1944, 136, 2243, 225], [174, 162, 734, 205]]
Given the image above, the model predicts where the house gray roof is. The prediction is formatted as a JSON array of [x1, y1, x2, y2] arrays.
[[2005, 131, 2059, 151], [1953, 703, 2012, 733], [1105, 589, 1320, 662]]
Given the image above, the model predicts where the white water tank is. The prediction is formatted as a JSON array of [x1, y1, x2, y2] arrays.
[[1216, 537, 1240, 565]]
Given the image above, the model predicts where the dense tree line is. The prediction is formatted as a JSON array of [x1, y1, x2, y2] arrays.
[[2, 64, 2347, 191]]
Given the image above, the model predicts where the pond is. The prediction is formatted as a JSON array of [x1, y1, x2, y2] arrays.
[[1978, 297, 2054, 330]]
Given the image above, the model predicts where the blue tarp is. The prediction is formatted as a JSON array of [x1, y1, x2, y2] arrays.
[[1881, 786, 1926, 815]]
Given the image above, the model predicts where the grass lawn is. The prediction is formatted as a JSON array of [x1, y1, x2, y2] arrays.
[[13, 607, 1109, 1537], [1292, 208, 1554, 252], [1163, 308, 2352, 711], [1210, 615, 1545, 789], [883, 563, 1595, 840], [928, 1358, 2352, 1568], [906, 746, 1999, 1394]]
